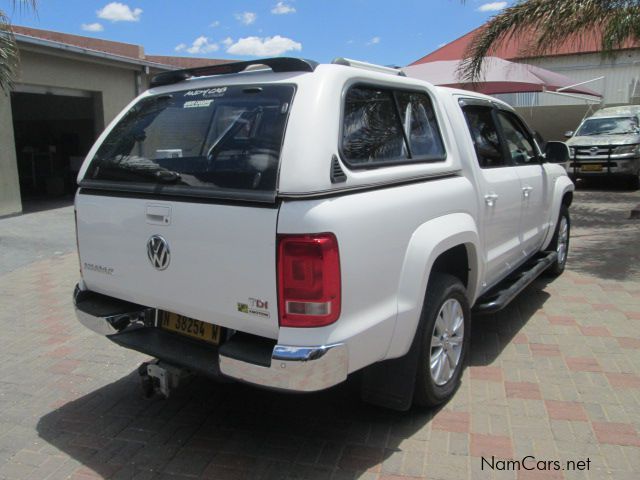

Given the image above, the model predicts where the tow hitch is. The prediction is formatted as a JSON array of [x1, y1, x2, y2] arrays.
[[138, 360, 191, 398]]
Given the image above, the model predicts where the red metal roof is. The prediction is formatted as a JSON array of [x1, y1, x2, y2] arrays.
[[410, 26, 640, 66], [12, 25, 230, 69]]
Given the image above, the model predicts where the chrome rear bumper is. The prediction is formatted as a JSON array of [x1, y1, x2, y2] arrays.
[[73, 284, 151, 335], [219, 343, 348, 392], [73, 284, 348, 392]]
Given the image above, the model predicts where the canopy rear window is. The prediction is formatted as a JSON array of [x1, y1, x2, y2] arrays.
[[82, 85, 295, 202]]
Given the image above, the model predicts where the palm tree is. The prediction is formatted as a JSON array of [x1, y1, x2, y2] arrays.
[[0, 0, 36, 92], [459, 0, 640, 82]]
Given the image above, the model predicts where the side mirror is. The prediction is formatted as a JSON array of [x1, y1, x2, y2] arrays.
[[544, 141, 570, 163], [563, 130, 574, 139]]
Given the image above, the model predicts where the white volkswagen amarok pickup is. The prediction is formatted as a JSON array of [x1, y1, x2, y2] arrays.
[[73, 57, 574, 410]]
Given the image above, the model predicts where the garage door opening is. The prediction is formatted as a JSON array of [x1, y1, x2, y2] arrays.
[[11, 88, 101, 210]]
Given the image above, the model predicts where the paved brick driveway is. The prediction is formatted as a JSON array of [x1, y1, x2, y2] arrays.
[[0, 187, 639, 480]]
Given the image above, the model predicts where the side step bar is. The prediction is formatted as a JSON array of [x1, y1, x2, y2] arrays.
[[473, 251, 557, 314]]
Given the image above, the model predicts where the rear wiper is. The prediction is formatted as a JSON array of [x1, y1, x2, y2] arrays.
[[154, 170, 183, 183], [103, 162, 184, 184]]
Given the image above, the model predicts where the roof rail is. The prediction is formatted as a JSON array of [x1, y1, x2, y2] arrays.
[[150, 57, 319, 88], [332, 57, 406, 77]]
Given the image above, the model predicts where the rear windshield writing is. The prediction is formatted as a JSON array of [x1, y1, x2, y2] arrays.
[[85, 85, 295, 193]]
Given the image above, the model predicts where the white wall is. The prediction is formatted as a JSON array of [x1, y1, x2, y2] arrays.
[[0, 45, 155, 216], [498, 50, 640, 108]]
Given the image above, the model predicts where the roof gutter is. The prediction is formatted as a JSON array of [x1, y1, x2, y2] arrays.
[[14, 33, 178, 71]]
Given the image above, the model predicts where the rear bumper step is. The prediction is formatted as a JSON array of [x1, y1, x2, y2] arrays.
[[73, 284, 348, 391], [111, 328, 222, 378], [473, 251, 557, 314]]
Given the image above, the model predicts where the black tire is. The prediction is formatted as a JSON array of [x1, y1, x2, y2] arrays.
[[628, 174, 640, 191], [546, 205, 570, 277], [414, 274, 471, 407]]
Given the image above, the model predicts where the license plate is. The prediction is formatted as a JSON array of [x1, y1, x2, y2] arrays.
[[581, 164, 603, 172], [159, 311, 221, 345]]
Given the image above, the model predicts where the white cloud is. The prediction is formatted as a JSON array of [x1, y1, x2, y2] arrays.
[[176, 36, 219, 55], [222, 37, 234, 47], [97, 2, 142, 22], [210, 20, 220, 28], [81, 23, 104, 32], [367, 36, 381, 46], [226, 35, 302, 56], [235, 12, 257, 25], [271, 2, 296, 15], [477, 2, 507, 12]]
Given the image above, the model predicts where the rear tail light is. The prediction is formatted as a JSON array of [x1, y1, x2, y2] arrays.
[[277, 233, 341, 327]]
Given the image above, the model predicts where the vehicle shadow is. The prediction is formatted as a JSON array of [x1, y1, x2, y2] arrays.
[[36, 283, 552, 479], [468, 278, 551, 367], [574, 177, 638, 193], [36, 367, 437, 479]]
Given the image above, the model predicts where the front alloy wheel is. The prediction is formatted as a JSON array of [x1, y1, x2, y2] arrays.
[[546, 206, 570, 277], [556, 215, 569, 266]]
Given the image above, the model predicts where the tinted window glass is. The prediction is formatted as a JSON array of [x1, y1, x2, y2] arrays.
[[396, 92, 445, 158], [85, 85, 294, 194], [462, 106, 506, 168], [496, 112, 537, 165], [342, 87, 407, 165]]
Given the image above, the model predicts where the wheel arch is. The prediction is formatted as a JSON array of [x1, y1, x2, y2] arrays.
[[541, 176, 574, 251], [386, 212, 481, 359]]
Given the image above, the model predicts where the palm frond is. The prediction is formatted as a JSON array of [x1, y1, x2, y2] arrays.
[[459, 0, 640, 82], [0, 10, 18, 92], [0, 1, 37, 92]]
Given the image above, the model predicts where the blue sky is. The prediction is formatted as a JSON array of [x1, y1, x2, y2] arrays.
[[2, 1, 511, 66]]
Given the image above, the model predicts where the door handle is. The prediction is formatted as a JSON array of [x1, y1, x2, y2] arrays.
[[484, 193, 499, 207], [522, 186, 533, 198], [146, 204, 171, 225]]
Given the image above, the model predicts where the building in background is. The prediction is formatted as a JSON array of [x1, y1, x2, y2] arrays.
[[410, 28, 640, 142], [0, 26, 229, 217]]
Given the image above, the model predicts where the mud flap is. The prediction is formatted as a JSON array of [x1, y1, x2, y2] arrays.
[[360, 327, 422, 411]]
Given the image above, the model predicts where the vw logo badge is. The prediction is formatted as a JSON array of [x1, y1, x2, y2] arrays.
[[147, 235, 170, 271]]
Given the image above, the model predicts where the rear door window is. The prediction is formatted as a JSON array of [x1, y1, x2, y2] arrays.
[[462, 106, 507, 168], [83, 85, 295, 201], [496, 111, 538, 165]]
